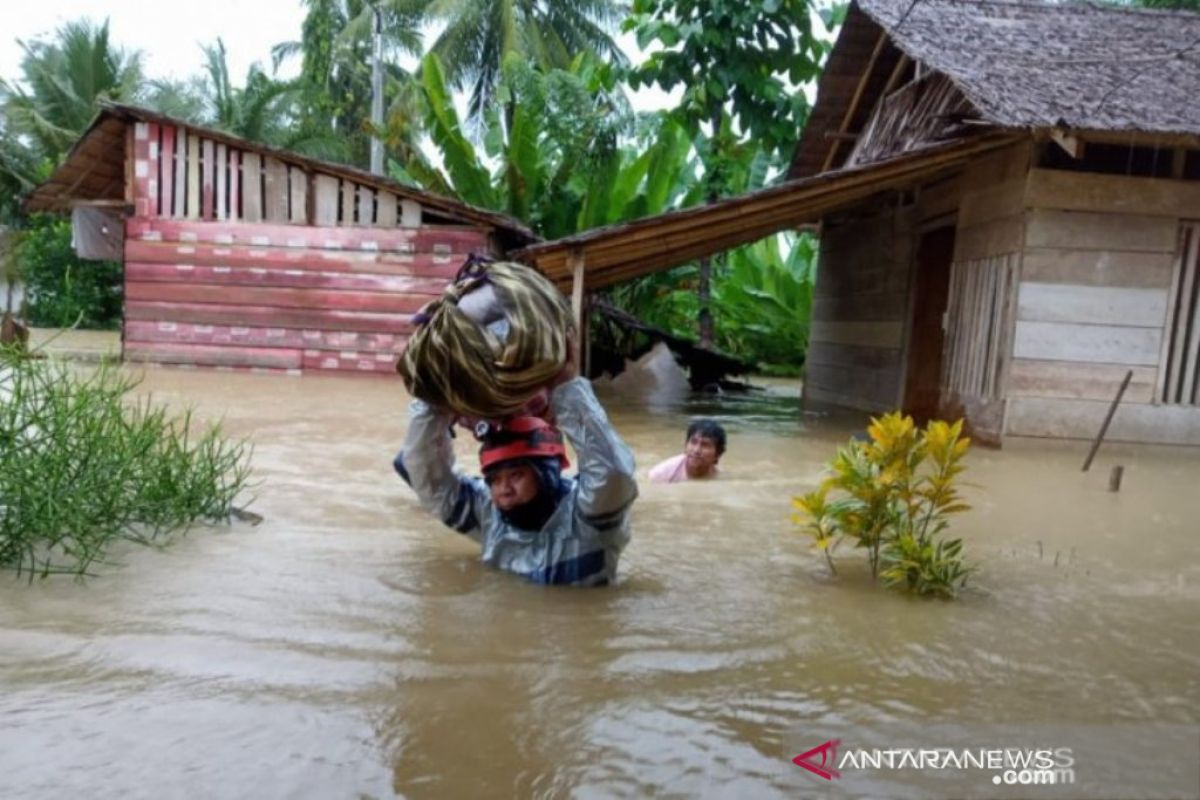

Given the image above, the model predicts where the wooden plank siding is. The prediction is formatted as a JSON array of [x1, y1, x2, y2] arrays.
[[1006, 397, 1200, 445], [121, 216, 488, 375], [806, 202, 914, 411], [1004, 167, 1200, 441], [934, 142, 1030, 440]]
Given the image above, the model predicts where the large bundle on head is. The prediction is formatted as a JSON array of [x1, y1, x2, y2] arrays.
[[397, 259, 573, 420]]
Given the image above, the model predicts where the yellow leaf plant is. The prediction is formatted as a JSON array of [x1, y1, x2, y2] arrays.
[[792, 412, 975, 597]]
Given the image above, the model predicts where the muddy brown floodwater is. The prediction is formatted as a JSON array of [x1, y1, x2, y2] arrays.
[[1, 368, 1198, 799]]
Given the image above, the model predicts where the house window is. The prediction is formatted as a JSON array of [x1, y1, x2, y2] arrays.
[[1037, 141, 1175, 178], [1160, 222, 1200, 405], [1184, 151, 1200, 181]]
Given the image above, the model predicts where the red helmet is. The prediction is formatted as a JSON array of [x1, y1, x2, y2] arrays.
[[478, 416, 570, 471]]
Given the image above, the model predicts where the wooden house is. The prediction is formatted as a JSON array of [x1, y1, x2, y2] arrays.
[[24, 103, 534, 375], [518, 0, 1200, 445]]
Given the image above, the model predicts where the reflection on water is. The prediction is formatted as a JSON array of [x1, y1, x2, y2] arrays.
[[1, 367, 1198, 798]]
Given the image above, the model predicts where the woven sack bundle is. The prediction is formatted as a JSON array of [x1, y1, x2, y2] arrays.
[[397, 259, 573, 420]]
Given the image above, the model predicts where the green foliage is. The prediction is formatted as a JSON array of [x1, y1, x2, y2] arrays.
[[712, 233, 815, 374], [602, 232, 816, 374], [273, 0, 427, 166], [0, 19, 142, 163], [426, 0, 628, 121], [626, 0, 829, 167], [416, 52, 499, 208], [18, 215, 121, 329], [622, 0, 833, 348], [0, 350, 253, 577], [400, 53, 683, 239], [792, 412, 975, 598]]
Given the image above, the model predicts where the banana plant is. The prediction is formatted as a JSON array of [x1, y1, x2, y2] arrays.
[[396, 52, 698, 237]]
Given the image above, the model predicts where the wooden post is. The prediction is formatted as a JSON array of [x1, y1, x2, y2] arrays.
[[1108, 465, 1124, 493], [1082, 369, 1133, 472], [568, 248, 586, 373], [124, 125, 135, 207], [821, 29, 887, 172]]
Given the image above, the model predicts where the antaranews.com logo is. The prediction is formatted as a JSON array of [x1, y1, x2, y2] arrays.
[[793, 738, 1077, 788], [785, 723, 1199, 799]]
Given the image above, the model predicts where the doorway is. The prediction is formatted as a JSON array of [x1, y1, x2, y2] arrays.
[[903, 225, 956, 422]]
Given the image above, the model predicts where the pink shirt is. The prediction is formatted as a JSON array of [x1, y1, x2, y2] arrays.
[[647, 453, 719, 483]]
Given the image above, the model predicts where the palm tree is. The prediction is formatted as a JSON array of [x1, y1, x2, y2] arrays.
[[426, 0, 629, 122], [0, 19, 142, 163], [272, 0, 428, 166]]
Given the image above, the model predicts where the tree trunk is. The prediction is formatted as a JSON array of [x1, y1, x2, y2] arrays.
[[697, 256, 713, 347]]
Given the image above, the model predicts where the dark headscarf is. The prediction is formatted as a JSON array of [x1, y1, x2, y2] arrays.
[[485, 456, 571, 531]]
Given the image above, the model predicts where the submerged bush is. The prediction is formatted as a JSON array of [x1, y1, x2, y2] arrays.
[[0, 347, 252, 577], [792, 412, 974, 598]]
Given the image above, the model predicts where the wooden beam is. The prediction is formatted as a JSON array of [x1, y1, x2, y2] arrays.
[[569, 248, 586, 369], [821, 29, 889, 172], [880, 54, 910, 99], [518, 134, 1013, 275], [124, 125, 135, 205], [1050, 128, 1083, 159]]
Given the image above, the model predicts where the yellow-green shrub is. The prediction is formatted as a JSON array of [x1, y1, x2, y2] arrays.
[[792, 411, 973, 598]]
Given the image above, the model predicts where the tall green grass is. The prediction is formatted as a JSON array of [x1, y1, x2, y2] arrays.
[[0, 346, 253, 577]]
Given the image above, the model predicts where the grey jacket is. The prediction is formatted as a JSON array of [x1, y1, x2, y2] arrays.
[[394, 378, 637, 586]]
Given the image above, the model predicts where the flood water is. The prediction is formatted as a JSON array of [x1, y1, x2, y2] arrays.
[[1, 367, 1198, 798]]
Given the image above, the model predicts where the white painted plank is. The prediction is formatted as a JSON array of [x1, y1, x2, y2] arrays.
[[1013, 320, 1162, 365], [314, 175, 339, 226], [1025, 168, 1200, 218], [1025, 209, 1178, 253], [186, 134, 200, 220], [1006, 396, 1200, 444], [358, 185, 375, 225], [400, 199, 422, 228], [341, 181, 356, 225], [376, 192, 397, 226], [1008, 359, 1157, 403], [172, 129, 186, 218], [215, 143, 227, 220], [1017, 282, 1169, 327], [1021, 247, 1175, 289]]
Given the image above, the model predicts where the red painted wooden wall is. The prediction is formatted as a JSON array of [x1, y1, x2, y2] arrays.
[[124, 120, 488, 375]]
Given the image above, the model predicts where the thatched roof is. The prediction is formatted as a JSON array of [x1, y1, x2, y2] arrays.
[[792, 0, 1200, 178], [23, 103, 536, 247]]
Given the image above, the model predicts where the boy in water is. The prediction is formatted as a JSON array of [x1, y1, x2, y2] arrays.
[[394, 361, 638, 587], [648, 418, 726, 483]]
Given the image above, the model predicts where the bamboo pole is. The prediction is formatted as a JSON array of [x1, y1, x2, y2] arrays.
[[1082, 369, 1133, 472], [569, 248, 586, 371]]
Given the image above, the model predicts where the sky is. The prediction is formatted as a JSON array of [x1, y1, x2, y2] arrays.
[[0, 0, 683, 110], [1, 0, 309, 85]]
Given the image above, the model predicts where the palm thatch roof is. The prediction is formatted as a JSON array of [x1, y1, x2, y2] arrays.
[[792, 0, 1200, 178]]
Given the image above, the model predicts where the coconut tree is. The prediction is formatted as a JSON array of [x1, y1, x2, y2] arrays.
[[0, 19, 142, 164], [272, 0, 428, 166], [425, 0, 628, 122]]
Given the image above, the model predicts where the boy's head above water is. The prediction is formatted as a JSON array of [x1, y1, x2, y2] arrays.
[[683, 418, 726, 479]]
